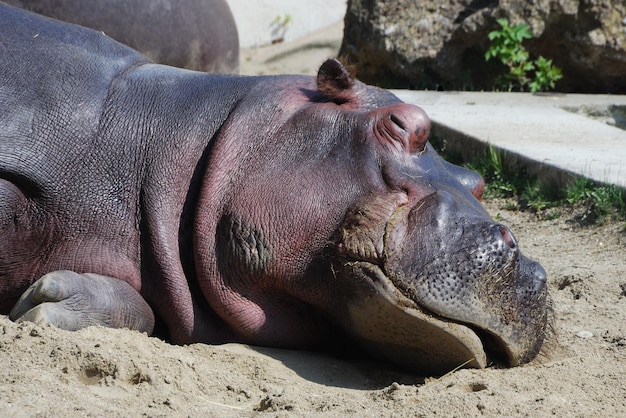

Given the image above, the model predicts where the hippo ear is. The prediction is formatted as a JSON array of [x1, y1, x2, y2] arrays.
[[317, 58, 355, 102]]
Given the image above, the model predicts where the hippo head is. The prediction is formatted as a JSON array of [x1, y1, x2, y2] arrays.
[[196, 59, 548, 374]]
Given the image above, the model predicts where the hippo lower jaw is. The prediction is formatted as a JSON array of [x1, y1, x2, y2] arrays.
[[336, 261, 492, 374], [337, 254, 547, 374]]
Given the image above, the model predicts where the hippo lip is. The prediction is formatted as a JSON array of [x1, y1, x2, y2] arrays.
[[382, 249, 546, 368], [338, 260, 492, 373], [379, 263, 516, 365]]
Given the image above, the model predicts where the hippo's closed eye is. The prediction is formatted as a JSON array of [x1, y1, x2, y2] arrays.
[[373, 104, 430, 155]]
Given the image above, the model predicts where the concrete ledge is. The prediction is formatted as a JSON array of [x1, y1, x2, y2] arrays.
[[393, 91, 626, 190]]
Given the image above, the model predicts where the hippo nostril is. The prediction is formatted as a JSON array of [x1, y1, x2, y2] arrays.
[[497, 225, 517, 249]]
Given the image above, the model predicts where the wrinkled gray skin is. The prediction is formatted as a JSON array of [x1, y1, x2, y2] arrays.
[[4, 0, 239, 73], [0, 4, 548, 375]]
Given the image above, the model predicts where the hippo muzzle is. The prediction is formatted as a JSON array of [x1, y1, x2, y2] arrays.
[[391, 195, 548, 360], [336, 181, 549, 373]]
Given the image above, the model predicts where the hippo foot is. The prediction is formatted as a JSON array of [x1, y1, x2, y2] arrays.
[[9, 271, 154, 334]]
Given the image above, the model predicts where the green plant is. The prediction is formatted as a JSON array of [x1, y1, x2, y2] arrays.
[[467, 145, 519, 198], [270, 14, 292, 44], [431, 135, 626, 224], [529, 56, 563, 92], [485, 18, 562, 92], [273, 14, 292, 27], [520, 181, 554, 212], [459, 145, 626, 224], [565, 177, 626, 223]]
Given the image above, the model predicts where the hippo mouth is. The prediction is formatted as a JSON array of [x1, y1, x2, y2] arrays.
[[337, 260, 486, 371], [337, 260, 500, 374], [338, 257, 546, 375], [335, 197, 548, 374]]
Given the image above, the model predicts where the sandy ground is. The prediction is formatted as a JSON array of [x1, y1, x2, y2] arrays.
[[1, 200, 624, 417], [2, 25, 626, 418], [239, 21, 344, 77]]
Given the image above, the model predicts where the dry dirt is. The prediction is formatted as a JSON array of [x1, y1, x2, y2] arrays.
[[1, 28, 626, 418]]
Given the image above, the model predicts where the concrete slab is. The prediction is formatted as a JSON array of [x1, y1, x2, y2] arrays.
[[393, 91, 626, 190]]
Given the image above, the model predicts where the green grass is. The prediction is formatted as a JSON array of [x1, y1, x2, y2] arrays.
[[565, 177, 626, 224], [438, 142, 626, 225]]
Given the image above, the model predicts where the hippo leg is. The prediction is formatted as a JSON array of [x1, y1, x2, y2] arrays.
[[9, 271, 154, 333]]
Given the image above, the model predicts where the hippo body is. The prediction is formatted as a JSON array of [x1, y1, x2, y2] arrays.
[[0, 4, 548, 374], [4, 0, 239, 73]]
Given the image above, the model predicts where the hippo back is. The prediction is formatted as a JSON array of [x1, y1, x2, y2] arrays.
[[0, 5, 149, 178], [0, 5, 151, 306], [4, 0, 239, 73]]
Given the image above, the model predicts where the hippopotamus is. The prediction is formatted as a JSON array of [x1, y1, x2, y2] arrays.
[[3, 0, 239, 73], [0, 4, 548, 375]]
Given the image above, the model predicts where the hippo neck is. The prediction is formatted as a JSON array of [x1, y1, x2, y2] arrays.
[[101, 63, 260, 225], [104, 63, 255, 156], [101, 64, 261, 342]]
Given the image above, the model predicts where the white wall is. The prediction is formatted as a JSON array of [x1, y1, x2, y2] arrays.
[[226, 0, 347, 47]]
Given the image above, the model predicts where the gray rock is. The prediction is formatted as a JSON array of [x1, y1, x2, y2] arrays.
[[340, 0, 626, 93]]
